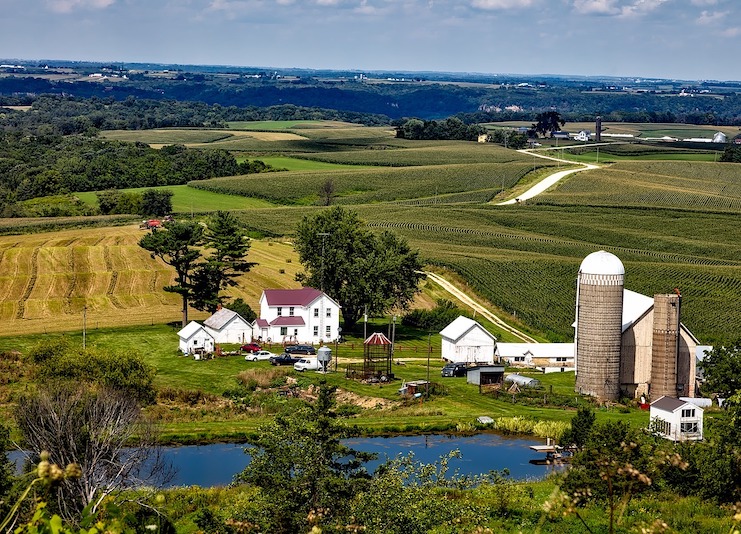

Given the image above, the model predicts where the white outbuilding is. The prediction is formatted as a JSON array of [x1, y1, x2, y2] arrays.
[[439, 316, 497, 364], [203, 306, 253, 344], [177, 321, 215, 356], [649, 396, 704, 442]]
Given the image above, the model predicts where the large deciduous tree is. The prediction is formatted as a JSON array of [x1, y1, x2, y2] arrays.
[[294, 206, 424, 330], [699, 339, 741, 398], [532, 111, 566, 137]]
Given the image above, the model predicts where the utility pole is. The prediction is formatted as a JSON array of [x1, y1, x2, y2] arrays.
[[318, 232, 330, 292]]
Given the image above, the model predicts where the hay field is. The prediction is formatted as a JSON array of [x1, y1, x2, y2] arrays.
[[0, 226, 300, 336]]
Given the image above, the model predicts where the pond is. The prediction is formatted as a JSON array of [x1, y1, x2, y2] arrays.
[[9, 433, 563, 488]]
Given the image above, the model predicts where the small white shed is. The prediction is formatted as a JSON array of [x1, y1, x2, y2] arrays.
[[650, 396, 704, 442], [439, 316, 497, 364], [177, 321, 215, 355], [203, 307, 253, 344]]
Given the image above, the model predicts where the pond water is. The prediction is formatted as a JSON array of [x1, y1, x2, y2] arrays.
[[9, 433, 563, 488]]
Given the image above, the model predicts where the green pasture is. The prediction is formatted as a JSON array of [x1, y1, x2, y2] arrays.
[[226, 120, 353, 130], [101, 129, 235, 145], [75, 185, 275, 212]]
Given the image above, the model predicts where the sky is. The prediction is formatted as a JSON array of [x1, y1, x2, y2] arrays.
[[2, 0, 740, 81]]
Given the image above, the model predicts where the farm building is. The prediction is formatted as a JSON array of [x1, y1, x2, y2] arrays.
[[466, 364, 505, 387], [504, 373, 541, 388], [254, 287, 340, 344], [575, 251, 698, 401], [650, 396, 704, 441], [203, 306, 253, 344], [497, 343, 574, 373], [439, 316, 497, 364], [177, 321, 215, 355]]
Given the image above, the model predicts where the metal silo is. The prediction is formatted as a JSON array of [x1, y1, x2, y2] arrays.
[[650, 292, 681, 398], [575, 251, 625, 400]]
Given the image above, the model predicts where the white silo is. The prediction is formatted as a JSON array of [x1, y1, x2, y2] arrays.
[[575, 251, 625, 401]]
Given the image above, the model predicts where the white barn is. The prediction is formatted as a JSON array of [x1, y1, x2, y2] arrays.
[[254, 287, 340, 344], [650, 396, 704, 442], [439, 316, 497, 364], [177, 321, 215, 355], [203, 306, 253, 344]]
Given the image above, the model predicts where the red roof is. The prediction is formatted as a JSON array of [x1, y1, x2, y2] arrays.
[[263, 287, 324, 307], [270, 316, 306, 327], [255, 318, 269, 328], [365, 332, 392, 345]]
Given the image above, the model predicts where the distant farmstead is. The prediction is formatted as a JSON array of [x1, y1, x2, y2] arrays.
[[254, 287, 340, 344]]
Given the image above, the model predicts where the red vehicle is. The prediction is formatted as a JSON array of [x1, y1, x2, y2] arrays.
[[140, 219, 162, 230], [240, 342, 262, 354]]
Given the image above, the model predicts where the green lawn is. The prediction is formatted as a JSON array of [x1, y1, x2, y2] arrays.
[[75, 185, 275, 213]]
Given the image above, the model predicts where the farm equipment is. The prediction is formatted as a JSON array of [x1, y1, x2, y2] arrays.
[[139, 219, 162, 230]]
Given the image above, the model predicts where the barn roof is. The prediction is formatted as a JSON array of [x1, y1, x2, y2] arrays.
[[204, 307, 245, 330], [263, 287, 334, 307], [439, 316, 496, 343], [622, 289, 655, 332]]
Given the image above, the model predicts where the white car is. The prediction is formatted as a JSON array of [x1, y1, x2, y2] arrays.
[[293, 358, 320, 372], [245, 350, 275, 362]]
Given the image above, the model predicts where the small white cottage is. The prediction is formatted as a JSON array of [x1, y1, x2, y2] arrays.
[[203, 306, 253, 344], [177, 321, 215, 355], [650, 395, 704, 442], [439, 316, 497, 364]]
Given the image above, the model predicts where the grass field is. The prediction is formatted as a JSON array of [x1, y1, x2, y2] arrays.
[[75, 185, 276, 212], [247, 156, 370, 171], [226, 120, 357, 130]]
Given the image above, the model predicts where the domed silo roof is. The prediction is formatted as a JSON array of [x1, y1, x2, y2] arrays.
[[579, 250, 624, 276]]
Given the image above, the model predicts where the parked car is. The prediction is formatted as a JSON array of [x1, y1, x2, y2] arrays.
[[284, 344, 317, 355], [269, 353, 302, 366], [441, 362, 468, 377], [240, 342, 262, 353], [245, 350, 275, 362], [294, 358, 320, 372]]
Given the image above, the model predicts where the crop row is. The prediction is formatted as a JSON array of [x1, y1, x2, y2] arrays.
[[191, 162, 537, 205]]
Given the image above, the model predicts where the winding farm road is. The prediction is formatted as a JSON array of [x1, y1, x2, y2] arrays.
[[423, 271, 538, 343], [496, 146, 600, 205]]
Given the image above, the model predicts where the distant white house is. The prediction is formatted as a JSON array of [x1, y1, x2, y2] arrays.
[[439, 316, 497, 364], [254, 287, 340, 344], [177, 321, 215, 355], [712, 132, 727, 143], [650, 396, 704, 442], [572, 130, 591, 142], [203, 306, 253, 344], [497, 343, 575, 373]]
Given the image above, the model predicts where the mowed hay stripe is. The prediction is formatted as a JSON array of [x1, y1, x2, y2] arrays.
[[103, 246, 123, 309], [16, 246, 40, 319]]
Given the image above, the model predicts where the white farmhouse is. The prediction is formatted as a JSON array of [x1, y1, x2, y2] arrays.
[[439, 316, 497, 364], [203, 306, 253, 344], [253, 287, 340, 344], [177, 321, 215, 355], [650, 396, 704, 442]]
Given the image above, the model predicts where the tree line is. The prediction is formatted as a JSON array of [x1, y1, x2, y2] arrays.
[[0, 132, 272, 216]]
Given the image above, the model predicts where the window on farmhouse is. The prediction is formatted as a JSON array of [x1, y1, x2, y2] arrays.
[[681, 408, 695, 418], [313, 326, 319, 336], [277, 307, 283, 316], [680, 422, 698, 434], [326, 325, 331, 336], [280, 327, 287, 336], [314, 308, 319, 317], [326, 309, 331, 318], [289, 307, 295, 316], [556, 357, 567, 362]]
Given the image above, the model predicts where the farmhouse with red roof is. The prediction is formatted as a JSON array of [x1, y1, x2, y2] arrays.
[[254, 287, 340, 344]]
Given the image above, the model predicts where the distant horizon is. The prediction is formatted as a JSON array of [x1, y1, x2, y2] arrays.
[[2, 1, 739, 83], [3, 57, 739, 85]]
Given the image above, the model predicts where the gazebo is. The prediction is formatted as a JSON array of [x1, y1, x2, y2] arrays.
[[363, 332, 393, 380]]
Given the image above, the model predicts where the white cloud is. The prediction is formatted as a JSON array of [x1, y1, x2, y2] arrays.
[[721, 26, 740, 37], [573, 0, 619, 15], [45, 0, 115, 13], [471, 0, 536, 10], [697, 10, 725, 24], [690, 0, 717, 5]]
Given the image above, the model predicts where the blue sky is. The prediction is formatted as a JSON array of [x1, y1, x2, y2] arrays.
[[2, 0, 739, 81]]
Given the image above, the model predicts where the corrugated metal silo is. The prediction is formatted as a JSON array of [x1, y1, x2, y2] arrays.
[[575, 251, 624, 401], [651, 293, 681, 398]]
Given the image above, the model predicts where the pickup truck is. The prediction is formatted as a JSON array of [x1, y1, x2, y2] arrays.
[[269, 353, 302, 366]]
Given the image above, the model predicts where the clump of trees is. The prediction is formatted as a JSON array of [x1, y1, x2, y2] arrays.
[[720, 143, 741, 162], [97, 188, 173, 217], [532, 111, 566, 137], [294, 206, 424, 330], [139, 211, 255, 325], [395, 117, 486, 141], [402, 299, 467, 331]]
